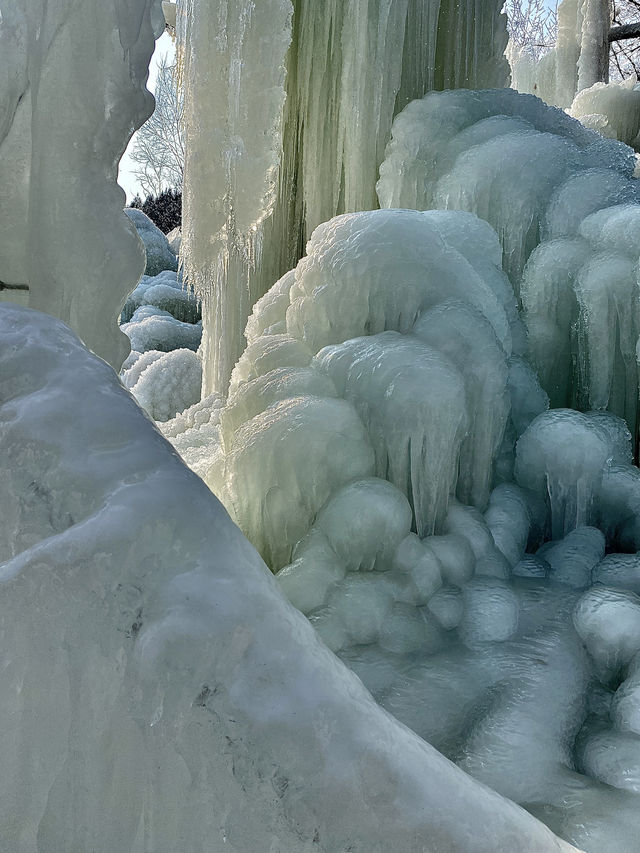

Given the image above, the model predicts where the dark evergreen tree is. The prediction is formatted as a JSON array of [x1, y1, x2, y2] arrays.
[[128, 188, 181, 233]]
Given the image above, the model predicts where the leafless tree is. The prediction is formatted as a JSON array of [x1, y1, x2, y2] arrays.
[[610, 0, 640, 78], [505, 0, 558, 60], [130, 56, 184, 197]]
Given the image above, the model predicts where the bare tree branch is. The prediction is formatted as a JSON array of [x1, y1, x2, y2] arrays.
[[130, 56, 184, 196]]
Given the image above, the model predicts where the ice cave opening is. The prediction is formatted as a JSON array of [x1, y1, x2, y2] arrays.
[[4, 0, 640, 851]]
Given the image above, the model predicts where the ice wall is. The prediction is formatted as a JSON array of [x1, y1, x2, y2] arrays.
[[0, 303, 579, 853], [178, 0, 510, 394], [0, 0, 164, 368], [378, 88, 640, 436]]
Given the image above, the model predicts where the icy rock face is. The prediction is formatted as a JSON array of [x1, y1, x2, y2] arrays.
[[124, 209, 178, 276], [378, 88, 640, 433], [0, 0, 164, 368], [202, 209, 524, 569], [179, 0, 510, 394], [0, 303, 580, 853]]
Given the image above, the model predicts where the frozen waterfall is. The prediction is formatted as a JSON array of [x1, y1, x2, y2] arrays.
[[4, 0, 640, 850], [178, 0, 510, 394]]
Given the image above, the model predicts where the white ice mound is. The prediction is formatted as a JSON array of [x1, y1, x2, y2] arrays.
[[515, 409, 632, 539], [0, 303, 579, 853], [125, 208, 178, 276], [0, 0, 163, 369], [569, 78, 640, 150], [199, 209, 526, 568], [378, 88, 640, 434]]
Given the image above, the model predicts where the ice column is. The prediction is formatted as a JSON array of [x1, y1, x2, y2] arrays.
[[0, 0, 165, 368], [179, 0, 510, 395]]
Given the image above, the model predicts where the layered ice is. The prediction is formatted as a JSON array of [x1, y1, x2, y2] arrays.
[[378, 88, 640, 432], [0, 303, 580, 853]]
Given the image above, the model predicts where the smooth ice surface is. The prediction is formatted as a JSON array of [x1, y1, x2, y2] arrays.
[[0, 0, 164, 368], [0, 304, 580, 853]]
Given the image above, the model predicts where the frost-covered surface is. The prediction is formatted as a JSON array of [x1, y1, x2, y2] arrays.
[[123, 348, 202, 422], [179, 0, 510, 394], [378, 88, 640, 433], [0, 303, 580, 853], [125, 209, 179, 276], [0, 0, 164, 368]]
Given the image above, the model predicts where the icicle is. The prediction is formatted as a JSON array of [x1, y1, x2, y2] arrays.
[[178, 0, 293, 394]]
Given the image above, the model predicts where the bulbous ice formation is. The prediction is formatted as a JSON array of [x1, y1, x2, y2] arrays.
[[179, 0, 510, 393], [0, 303, 580, 853], [379, 87, 640, 435], [0, 0, 165, 368], [204, 209, 526, 569]]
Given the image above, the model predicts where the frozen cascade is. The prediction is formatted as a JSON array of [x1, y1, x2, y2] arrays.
[[5, 0, 640, 849], [178, 0, 510, 394], [0, 0, 165, 368], [205, 208, 525, 570], [378, 88, 640, 436]]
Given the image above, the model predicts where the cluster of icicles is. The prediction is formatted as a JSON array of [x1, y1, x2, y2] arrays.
[[164, 89, 640, 851]]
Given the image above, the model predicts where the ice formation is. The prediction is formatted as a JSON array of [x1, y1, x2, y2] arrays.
[[0, 303, 579, 853], [178, 0, 510, 393], [125, 209, 179, 276], [119, 265, 203, 419], [5, 0, 640, 848], [205, 208, 526, 570], [0, 0, 165, 368], [508, 0, 610, 109], [378, 88, 640, 433]]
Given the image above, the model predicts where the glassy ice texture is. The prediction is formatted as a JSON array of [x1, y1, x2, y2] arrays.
[[378, 87, 640, 435], [202, 209, 523, 569], [0, 303, 580, 853], [0, 0, 165, 368], [178, 0, 510, 393]]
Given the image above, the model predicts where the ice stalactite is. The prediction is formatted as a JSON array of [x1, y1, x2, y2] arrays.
[[178, 0, 293, 394], [205, 209, 526, 570], [378, 88, 640, 437], [178, 0, 510, 395], [0, 0, 165, 368]]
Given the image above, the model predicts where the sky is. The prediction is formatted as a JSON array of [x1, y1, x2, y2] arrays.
[[118, 32, 177, 203]]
